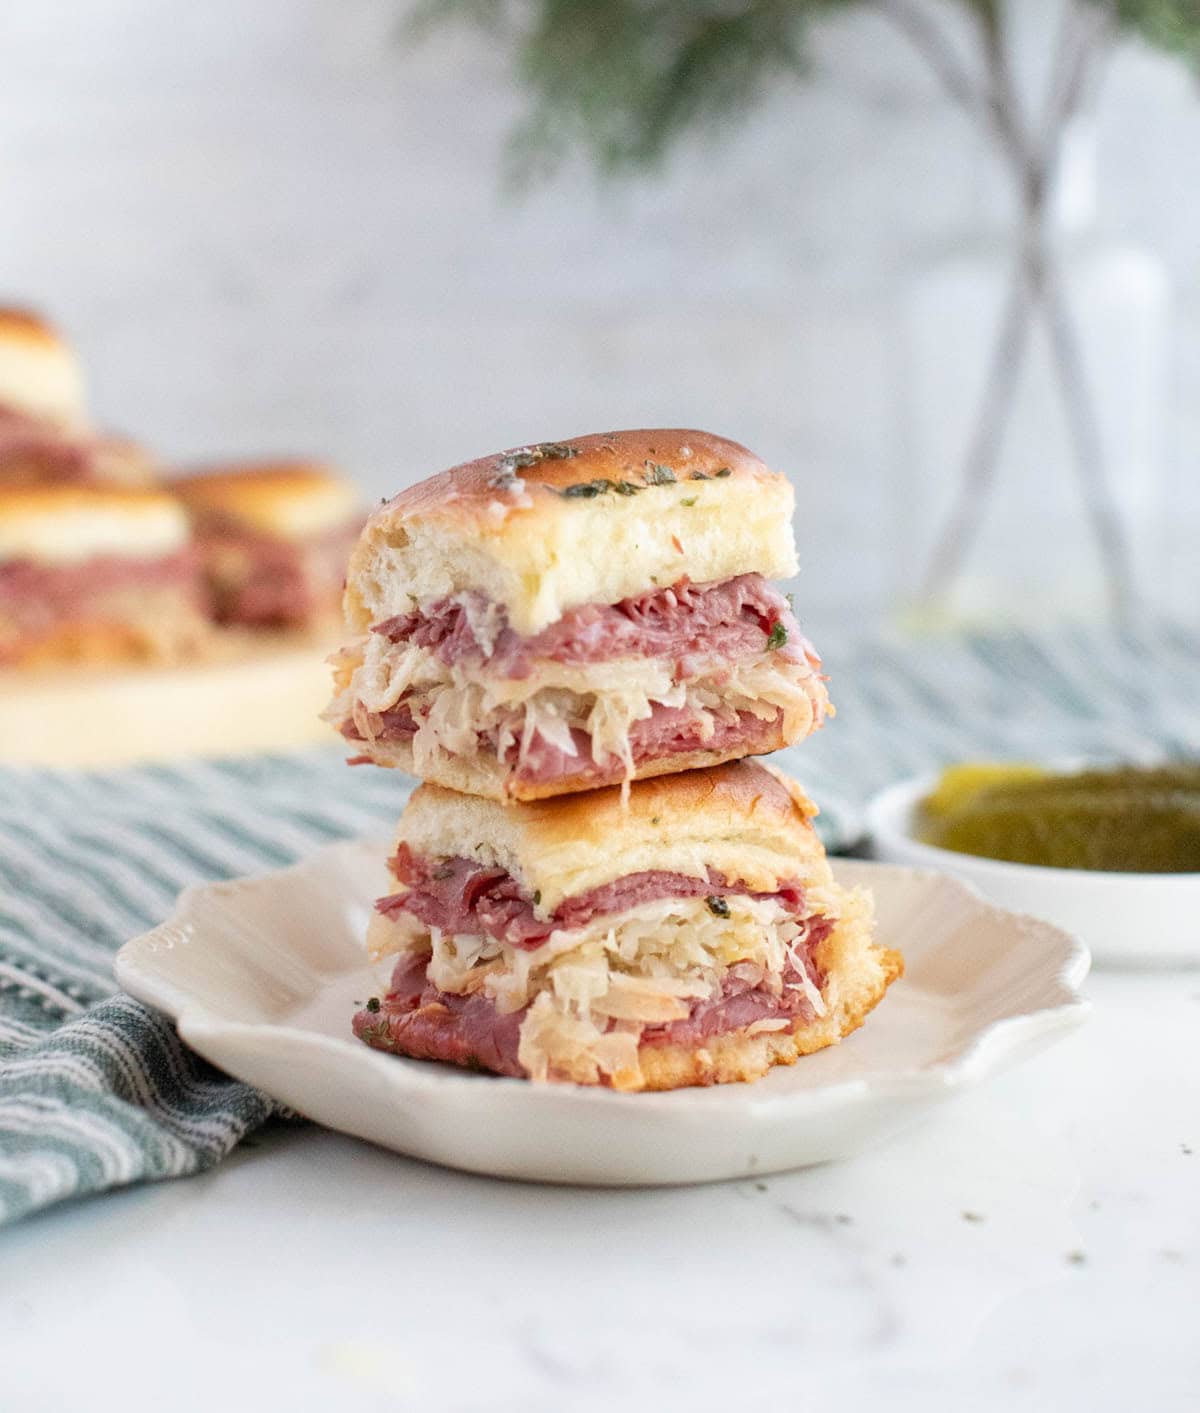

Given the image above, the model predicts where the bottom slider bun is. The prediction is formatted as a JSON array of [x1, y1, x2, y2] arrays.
[[341, 709, 791, 803], [353, 760, 902, 1091]]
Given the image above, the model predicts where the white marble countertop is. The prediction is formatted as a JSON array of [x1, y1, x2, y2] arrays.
[[3, 971, 1196, 1413]]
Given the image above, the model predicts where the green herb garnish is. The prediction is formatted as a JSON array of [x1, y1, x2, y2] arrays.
[[496, 442, 579, 476], [681, 496, 696, 507], [706, 896, 731, 918], [366, 996, 381, 1013], [644, 461, 676, 485], [714, 466, 732, 478], [533, 890, 541, 906], [557, 476, 644, 499], [689, 471, 710, 481], [560, 479, 612, 498], [766, 621, 788, 651]]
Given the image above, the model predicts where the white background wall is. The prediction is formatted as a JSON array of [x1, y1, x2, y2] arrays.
[[2, 0, 1198, 632]]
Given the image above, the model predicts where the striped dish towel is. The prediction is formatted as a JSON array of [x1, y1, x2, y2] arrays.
[[1, 621, 1197, 1225]]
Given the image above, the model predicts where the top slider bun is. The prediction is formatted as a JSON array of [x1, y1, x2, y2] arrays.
[[0, 308, 88, 430], [391, 758, 830, 916], [345, 429, 797, 637], [173, 460, 360, 541]]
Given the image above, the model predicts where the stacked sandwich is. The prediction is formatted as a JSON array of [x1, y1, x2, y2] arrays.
[[0, 307, 361, 667], [327, 429, 901, 1090]]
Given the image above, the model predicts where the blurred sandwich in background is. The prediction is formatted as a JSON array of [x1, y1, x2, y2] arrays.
[[173, 460, 362, 633], [0, 303, 358, 764], [0, 308, 158, 488], [0, 485, 209, 666]]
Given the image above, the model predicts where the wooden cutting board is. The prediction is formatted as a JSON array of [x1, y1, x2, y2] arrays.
[[0, 638, 340, 766]]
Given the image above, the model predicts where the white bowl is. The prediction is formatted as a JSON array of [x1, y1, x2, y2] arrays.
[[866, 774, 1200, 970], [115, 841, 1089, 1186]]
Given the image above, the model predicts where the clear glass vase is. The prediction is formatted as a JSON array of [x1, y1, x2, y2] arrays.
[[890, 120, 1169, 627]]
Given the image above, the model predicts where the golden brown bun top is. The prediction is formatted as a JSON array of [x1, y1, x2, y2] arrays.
[[0, 485, 190, 565], [173, 460, 361, 541], [397, 759, 829, 913], [0, 306, 88, 430], [0, 308, 64, 348], [348, 429, 798, 636], [390, 429, 774, 522]]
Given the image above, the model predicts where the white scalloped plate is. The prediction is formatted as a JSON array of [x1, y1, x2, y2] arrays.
[[115, 845, 1090, 1186]]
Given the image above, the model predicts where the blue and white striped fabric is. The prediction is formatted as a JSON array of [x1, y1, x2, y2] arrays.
[[0, 756, 413, 1225], [1, 621, 1197, 1225]]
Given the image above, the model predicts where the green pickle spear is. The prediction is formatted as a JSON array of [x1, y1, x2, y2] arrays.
[[919, 763, 1200, 872]]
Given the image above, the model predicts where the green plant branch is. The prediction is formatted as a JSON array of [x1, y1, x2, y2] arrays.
[[406, 0, 1196, 619], [975, 0, 1037, 183], [1041, 0, 1117, 158], [916, 245, 1038, 604], [407, 0, 1200, 177], [874, 0, 983, 111], [1041, 256, 1135, 619], [911, 1, 1133, 615], [875, 0, 1035, 196]]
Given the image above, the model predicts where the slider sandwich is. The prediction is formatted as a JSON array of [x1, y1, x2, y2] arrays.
[[0, 486, 208, 665], [0, 308, 156, 487], [328, 430, 829, 800], [173, 461, 362, 631], [355, 760, 901, 1090]]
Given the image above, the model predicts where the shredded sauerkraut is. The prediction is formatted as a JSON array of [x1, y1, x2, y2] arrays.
[[329, 631, 820, 781], [374, 894, 829, 1088]]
